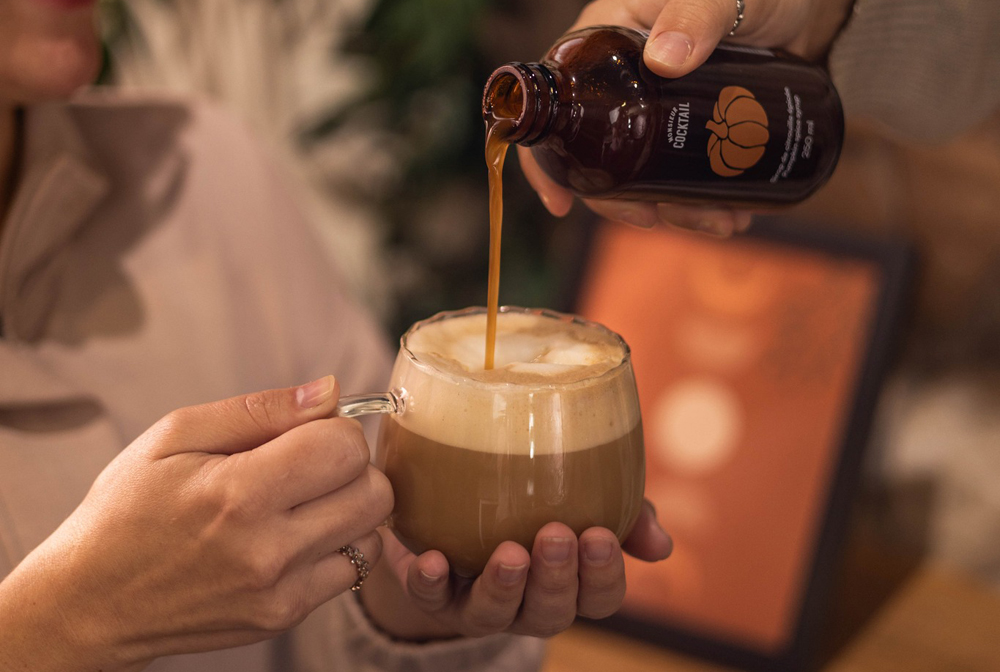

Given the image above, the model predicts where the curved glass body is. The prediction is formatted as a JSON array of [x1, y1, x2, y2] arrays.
[[373, 307, 645, 577]]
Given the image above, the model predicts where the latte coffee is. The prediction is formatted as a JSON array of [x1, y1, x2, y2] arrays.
[[374, 308, 645, 577]]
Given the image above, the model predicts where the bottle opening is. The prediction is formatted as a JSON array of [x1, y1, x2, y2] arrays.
[[484, 73, 525, 124], [483, 63, 553, 145]]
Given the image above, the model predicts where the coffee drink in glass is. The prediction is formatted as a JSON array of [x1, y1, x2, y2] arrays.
[[339, 306, 645, 577]]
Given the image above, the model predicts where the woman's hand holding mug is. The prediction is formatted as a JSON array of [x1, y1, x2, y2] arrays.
[[359, 503, 671, 641], [342, 308, 673, 641], [0, 377, 392, 672], [0, 311, 674, 668]]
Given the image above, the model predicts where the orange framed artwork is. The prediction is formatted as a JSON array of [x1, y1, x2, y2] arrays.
[[575, 220, 911, 672]]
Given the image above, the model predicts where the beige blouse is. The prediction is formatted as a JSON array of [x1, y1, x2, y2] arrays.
[[830, 0, 1000, 142], [0, 91, 545, 672]]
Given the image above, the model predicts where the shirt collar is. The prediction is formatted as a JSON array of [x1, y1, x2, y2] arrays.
[[0, 102, 111, 341]]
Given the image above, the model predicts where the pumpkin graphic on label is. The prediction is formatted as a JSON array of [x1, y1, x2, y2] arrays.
[[706, 86, 770, 177]]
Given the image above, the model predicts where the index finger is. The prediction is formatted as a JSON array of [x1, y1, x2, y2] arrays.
[[570, 0, 665, 34], [143, 376, 342, 458], [569, 0, 769, 78], [231, 417, 371, 510], [517, 146, 574, 217]]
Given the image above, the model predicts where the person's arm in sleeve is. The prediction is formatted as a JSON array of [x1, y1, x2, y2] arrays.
[[829, 0, 1000, 142], [281, 593, 546, 672]]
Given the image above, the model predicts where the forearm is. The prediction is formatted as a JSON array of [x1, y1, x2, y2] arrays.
[[0, 570, 88, 671], [321, 591, 545, 672], [0, 548, 144, 672]]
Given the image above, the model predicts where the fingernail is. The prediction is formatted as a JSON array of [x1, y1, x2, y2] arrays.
[[296, 375, 335, 409], [655, 203, 695, 231], [657, 529, 674, 560], [497, 563, 528, 586], [541, 537, 573, 565], [584, 539, 614, 565], [614, 204, 658, 229], [647, 32, 693, 69], [419, 569, 445, 586], [734, 212, 754, 232], [697, 219, 731, 237]]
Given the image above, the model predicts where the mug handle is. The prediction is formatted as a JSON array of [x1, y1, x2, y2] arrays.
[[336, 391, 404, 418]]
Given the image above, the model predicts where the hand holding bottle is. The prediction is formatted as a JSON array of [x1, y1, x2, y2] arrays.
[[519, 0, 856, 235]]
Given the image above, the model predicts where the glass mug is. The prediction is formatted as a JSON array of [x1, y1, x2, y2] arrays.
[[339, 306, 645, 577]]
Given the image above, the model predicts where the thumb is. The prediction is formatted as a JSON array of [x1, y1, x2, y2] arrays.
[[144, 375, 341, 457], [622, 500, 674, 562], [644, 0, 744, 77]]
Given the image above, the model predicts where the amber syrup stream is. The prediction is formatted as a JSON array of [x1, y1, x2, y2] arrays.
[[483, 76, 522, 370], [484, 127, 509, 370]]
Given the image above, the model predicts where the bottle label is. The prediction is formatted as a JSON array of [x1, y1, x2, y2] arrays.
[[637, 47, 840, 202], [666, 103, 692, 150], [767, 86, 816, 183], [706, 86, 770, 177], [702, 83, 818, 184]]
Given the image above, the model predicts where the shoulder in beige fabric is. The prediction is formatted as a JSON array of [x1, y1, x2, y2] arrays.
[[0, 90, 544, 672], [829, 0, 1000, 142]]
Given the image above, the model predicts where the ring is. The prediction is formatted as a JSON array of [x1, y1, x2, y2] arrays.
[[730, 0, 746, 35], [337, 545, 371, 592]]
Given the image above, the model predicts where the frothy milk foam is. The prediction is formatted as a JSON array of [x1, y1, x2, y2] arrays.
[[392, 310, 640, 455]]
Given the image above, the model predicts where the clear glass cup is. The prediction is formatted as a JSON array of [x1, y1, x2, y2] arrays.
[[339, 306, 645, 577]]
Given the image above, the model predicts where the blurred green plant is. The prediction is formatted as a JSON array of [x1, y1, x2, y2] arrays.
[[302, 0, 586, 336]]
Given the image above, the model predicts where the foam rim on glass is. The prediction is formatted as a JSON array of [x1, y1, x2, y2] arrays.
[[398, 305, 633, 393], [334, 306, 634, 419]]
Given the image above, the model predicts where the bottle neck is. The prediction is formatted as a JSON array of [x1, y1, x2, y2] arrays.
[[482, 62, 557, 146]]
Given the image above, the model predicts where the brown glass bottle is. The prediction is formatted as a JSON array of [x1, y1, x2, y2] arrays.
[[483, 26, 844, 207]]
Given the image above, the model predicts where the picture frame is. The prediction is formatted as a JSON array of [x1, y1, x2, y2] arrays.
[[573, 217, 913, 672]]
